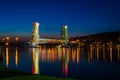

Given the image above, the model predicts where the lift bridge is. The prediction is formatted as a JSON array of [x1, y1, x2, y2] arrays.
[[31, 22, 68, 47], [35, 38, 62, 44]]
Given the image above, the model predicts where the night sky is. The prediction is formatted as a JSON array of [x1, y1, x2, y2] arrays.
[[0, 0, 120, 37]]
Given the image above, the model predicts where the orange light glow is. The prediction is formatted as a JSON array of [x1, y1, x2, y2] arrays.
[[110, 47, 112, 62], [97, 47, 99, 60], [6, 48, 9, 67], [118, 45, 120, 61], [5, 42, 9, 46], [15, 47, 18, 66], [15, 37, 19, 41], [6, 37, 10, 40]]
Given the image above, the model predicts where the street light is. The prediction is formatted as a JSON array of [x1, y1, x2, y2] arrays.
[[15, 37, 19, 46], [15, 37, 19, 41], [6, 37, 10, 40], [5, 37, 10, 46]]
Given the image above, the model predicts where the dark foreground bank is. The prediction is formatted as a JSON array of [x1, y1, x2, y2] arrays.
[[0, 67, 74, 80]]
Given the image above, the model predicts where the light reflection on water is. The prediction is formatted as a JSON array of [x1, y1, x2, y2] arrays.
[[5, 47, 9, 67], [15, 47, 18, 66], [0, 45, 120, 79], [32, 48, 39, 74]]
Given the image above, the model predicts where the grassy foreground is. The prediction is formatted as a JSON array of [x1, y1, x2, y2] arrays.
[[0, 67, 74, 80], [0, 75, 74, 80]]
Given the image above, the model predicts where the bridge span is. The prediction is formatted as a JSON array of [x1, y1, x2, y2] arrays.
[[31, 22, 69, 47], [38, 38, 62, 44]]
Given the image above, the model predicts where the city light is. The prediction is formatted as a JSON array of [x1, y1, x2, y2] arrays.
[[0, 0, 120, 79], [6, 37, 10, 40], [15, 37, 19, 41], [5, 42, 9, 46]]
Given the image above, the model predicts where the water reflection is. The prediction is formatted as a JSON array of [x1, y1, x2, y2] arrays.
[[88, 46, 93, 63], [97, 47, 99, 60], [77, 48, 80, 63], [61, 48, 69, 76], [15, 47, 18, 66], [1, 46, 120, 66], [37, 46, 120, 64], [72, 48, 76, 62], [103, 46, 106, 61], [81, 48, 84, 59], [118, 45, 120, 61], [1, 45, 120, 79], [110, 47, 112, 62], [6, 47, 19, 67], [0, 47, 3, 62], [31, 48, 39, 74], [5, 47, 9, 67]]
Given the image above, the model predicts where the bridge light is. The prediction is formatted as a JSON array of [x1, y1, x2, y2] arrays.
[[32, 22, 39, 27], [64, 25, 68, 29]]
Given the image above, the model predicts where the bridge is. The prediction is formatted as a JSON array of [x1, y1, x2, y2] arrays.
[[31, 22, 69, 47], [0, 22, 69, 47], [37, 38, 62, 44]]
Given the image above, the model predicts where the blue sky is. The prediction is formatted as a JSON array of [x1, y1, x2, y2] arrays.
[[0, 0, 120, 37]]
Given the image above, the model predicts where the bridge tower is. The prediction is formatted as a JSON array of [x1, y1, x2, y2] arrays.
[[32, 22, 40, 47], [61, 25, 69, 45]]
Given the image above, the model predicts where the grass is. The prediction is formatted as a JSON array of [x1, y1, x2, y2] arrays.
[[0, 66, 30, 78], [0, 66, 75, 80], [0, 75, 74, 80]]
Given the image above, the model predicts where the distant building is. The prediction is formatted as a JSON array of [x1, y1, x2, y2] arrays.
[[61, 25, 68, 44]]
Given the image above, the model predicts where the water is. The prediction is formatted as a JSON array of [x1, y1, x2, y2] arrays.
[[0, 45, 120, 79]]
